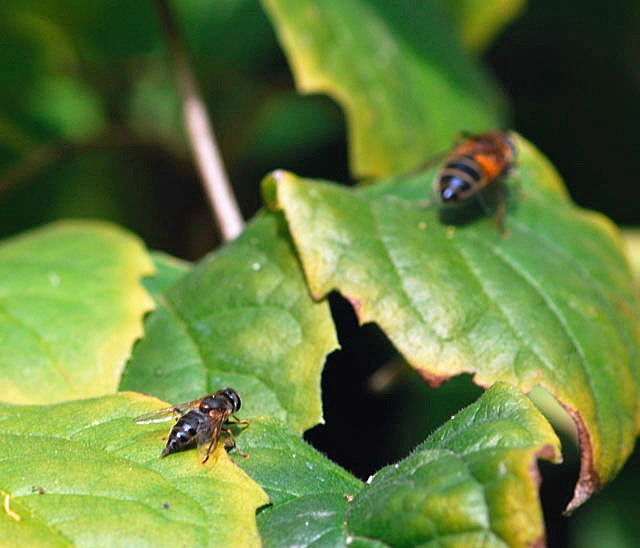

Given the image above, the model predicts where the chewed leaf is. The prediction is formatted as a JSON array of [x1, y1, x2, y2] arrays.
[[263, 132, 640, 511], [121, 211, 339, 434], [0, 221, 154, 404], [0, 393, 268, 547]]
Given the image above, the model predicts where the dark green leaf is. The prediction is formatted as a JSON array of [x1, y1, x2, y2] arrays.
[[569, 446, 640, 548], [145, 251, 190, 297], [256, 383, 559, 547], [121, 211, 339, 434]]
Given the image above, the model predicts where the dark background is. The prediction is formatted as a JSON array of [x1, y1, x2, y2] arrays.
[[0, 1, 637, 546], [2, 1, 637, 255]]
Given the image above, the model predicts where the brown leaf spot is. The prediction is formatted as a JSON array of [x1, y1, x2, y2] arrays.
[[562, 405, 600, 514], [345, 295, 362, 319], [416, 368, 452, 389]]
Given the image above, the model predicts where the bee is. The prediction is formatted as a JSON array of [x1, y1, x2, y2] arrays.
[[135, 388, 248, 463], [434, 130, 516, 233]]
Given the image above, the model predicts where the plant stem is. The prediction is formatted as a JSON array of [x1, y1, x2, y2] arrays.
[[156, 0, 244, 242]]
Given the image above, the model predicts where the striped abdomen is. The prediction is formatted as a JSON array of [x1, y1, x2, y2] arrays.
[[161, 410, 205, 457], [436, 154, 486, 204]]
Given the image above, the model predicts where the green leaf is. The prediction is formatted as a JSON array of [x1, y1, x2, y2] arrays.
[[145, 251, 191, 297], [0, 220, 154, 404], [27, 74, 106, 140], [437, 0, 526, 52], [243, 93, 343, 166], [0, 392, 268, 547], [263, 133, 640, 511], [120, 211, 339, 434], [232, 417, 361, 504], [261, 0, 504, 178], [230, 416, 362, 548], [149, 413, 360, 548], [256, 383, 559, 547]]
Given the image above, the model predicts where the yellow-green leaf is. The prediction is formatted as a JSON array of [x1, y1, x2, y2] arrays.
[[0, 392, 268, 547], [0, 221, 154, 404], [622, 228, 640, 284]]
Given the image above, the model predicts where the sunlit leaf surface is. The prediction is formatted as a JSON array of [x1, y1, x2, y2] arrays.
[[0, 221, 153, 404], [0, 393, 268, 548]]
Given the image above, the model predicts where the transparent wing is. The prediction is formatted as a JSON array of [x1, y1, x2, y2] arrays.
[[196, 411, 227, 462], [134, 399, 201, 424], [413, 151, 447, 174]]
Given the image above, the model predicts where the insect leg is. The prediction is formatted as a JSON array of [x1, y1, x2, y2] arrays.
[[474, 188, 492, 217], [229, 416, 250, 427], [201, 436, 216, 464], [198, 422, 221, 464], [495, 182, 508, 237], [223, 428, 249, 458]]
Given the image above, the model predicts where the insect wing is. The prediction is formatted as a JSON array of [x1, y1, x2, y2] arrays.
[[196, 410, 228, 462], [134, 399, 201, 424], [390, 152, 446, 184]]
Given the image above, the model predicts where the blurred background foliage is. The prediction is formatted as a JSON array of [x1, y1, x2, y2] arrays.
[[0, 1, 638, 546]]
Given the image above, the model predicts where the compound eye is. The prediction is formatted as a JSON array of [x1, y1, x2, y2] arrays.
[[223, 388, 241, 411]]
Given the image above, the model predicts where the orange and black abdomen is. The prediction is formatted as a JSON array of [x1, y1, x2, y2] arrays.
[[437, 154, 486, 204], [435, 131, 515, 205]]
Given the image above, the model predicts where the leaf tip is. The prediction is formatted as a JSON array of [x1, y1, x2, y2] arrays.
[[261, 169, 296, 210]]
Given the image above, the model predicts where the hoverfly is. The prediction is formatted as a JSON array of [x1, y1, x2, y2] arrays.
[[135, 388, 248, 463], [434, 130, 516, 233]]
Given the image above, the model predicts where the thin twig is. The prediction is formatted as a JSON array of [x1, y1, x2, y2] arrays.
[[156, 0, 244, 242]]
